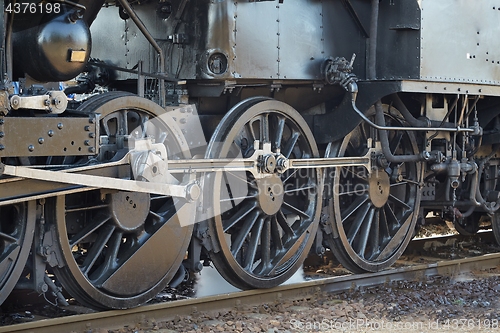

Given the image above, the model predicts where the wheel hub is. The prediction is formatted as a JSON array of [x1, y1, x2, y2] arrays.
[[109, 192, 150, 232], [368, 169, 390, 208], [256, 175, 284, 216]]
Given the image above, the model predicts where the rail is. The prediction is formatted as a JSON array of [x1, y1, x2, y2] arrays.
[[3, 252, 500, 333]]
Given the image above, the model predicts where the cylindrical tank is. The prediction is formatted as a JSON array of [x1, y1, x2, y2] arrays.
[[12, 9, 92, 82]]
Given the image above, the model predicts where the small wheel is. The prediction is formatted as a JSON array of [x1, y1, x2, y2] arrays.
[[0, 201, 35, 305], [492, 213, 500, 245], [454, 212, 480, 236], [205, 98, 322, 289], [49, 94, 195, 309], [326, 104, 421, 273]]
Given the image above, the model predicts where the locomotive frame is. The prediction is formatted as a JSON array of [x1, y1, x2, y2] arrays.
[[1, 0, 500, 310]]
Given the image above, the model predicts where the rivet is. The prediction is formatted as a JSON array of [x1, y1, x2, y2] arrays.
[[28, 145, 34, 152]]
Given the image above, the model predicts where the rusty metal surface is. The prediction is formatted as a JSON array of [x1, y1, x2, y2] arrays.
[[0, 117, 97, 157], [3, 252, 500, 333]]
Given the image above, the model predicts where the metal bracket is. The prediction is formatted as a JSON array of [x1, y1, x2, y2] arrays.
[[10, 91, 68, 114]]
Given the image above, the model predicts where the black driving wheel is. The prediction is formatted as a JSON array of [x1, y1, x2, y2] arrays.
[[49, 93, 195, 309], [205, 98, 322, 289], [454, 212, 481, 236], [326, 105, 421, 273], [0, 201, 35, 305]]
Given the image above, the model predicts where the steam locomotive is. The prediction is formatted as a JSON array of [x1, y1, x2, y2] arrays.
[[1, 0, 499, 310]]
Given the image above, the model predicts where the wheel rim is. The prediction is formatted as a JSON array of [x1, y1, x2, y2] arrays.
[[50, 94, 194, 309], [454, 213, 480, 236], [327, 105, 421, 273], [206, 98, 322, 289], [0, 201, 35, 305]]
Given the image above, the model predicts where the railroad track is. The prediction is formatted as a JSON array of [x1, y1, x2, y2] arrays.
[[2, 250, 500, 333]]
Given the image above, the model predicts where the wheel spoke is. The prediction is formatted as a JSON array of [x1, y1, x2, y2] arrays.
[[379, 206, 391, 242], [139, 114, 150, 138], [273, 116, 286, 152], [65, 203, 108, 213], [282, 131, 300, 158], [353, 206, 375, 258], [359, 123, 369, 144], [270, 216, 284, 256], [389, 132, 403, 155], [0, 232, 17, 243], [284, 183, 317, 194], [220, 195, 256, 203], [342, 166, 368, 181], [118, 110, 128, 135], [346, 201, 372, 243], [102, 117, 113, 137], [283, 169, 298, 183], [231, 210, 260, 257], [148, 210, 163, 224], [277, 209, 296, 239], [225, 171, 254, 187], [223, 201, 258, 232], [390, 181, 410, 187], [260, 218, 272, 271], [384, 204, 400, 231], [223, 171, 238, 209], [388, 194, 411, 211], [367, 209, 381, 259], [338, 185, 369, 196], [341, 194, 369, 222], [246, 120, 258, 143], [69, 213, 111, 247], [260, 114, 270, 143], [376, 215, 412, 260], [91, 230, 123, 283], [282, 201, 311, 220], [243, 216, 265, 270], [80, 224, 116, 276]]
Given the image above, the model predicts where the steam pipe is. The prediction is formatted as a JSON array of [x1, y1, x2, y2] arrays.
[[345, 0, 475, 163], [116, 0, 166, 106], [391, 93, 457, 129], [349, 91, 475, 133], [374, 101, 423, 162]]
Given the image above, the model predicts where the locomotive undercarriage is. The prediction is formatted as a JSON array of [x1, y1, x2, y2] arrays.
[[0, 91, 377, 307], [1, 0, 500, 312], [1, 81, 498, 309]]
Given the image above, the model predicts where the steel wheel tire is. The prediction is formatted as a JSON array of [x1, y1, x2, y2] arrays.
[[50, 93, 194, 309], [205, 98, 322, 289], [326, 104, 421, 273], [0, 201, 35, 305]]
